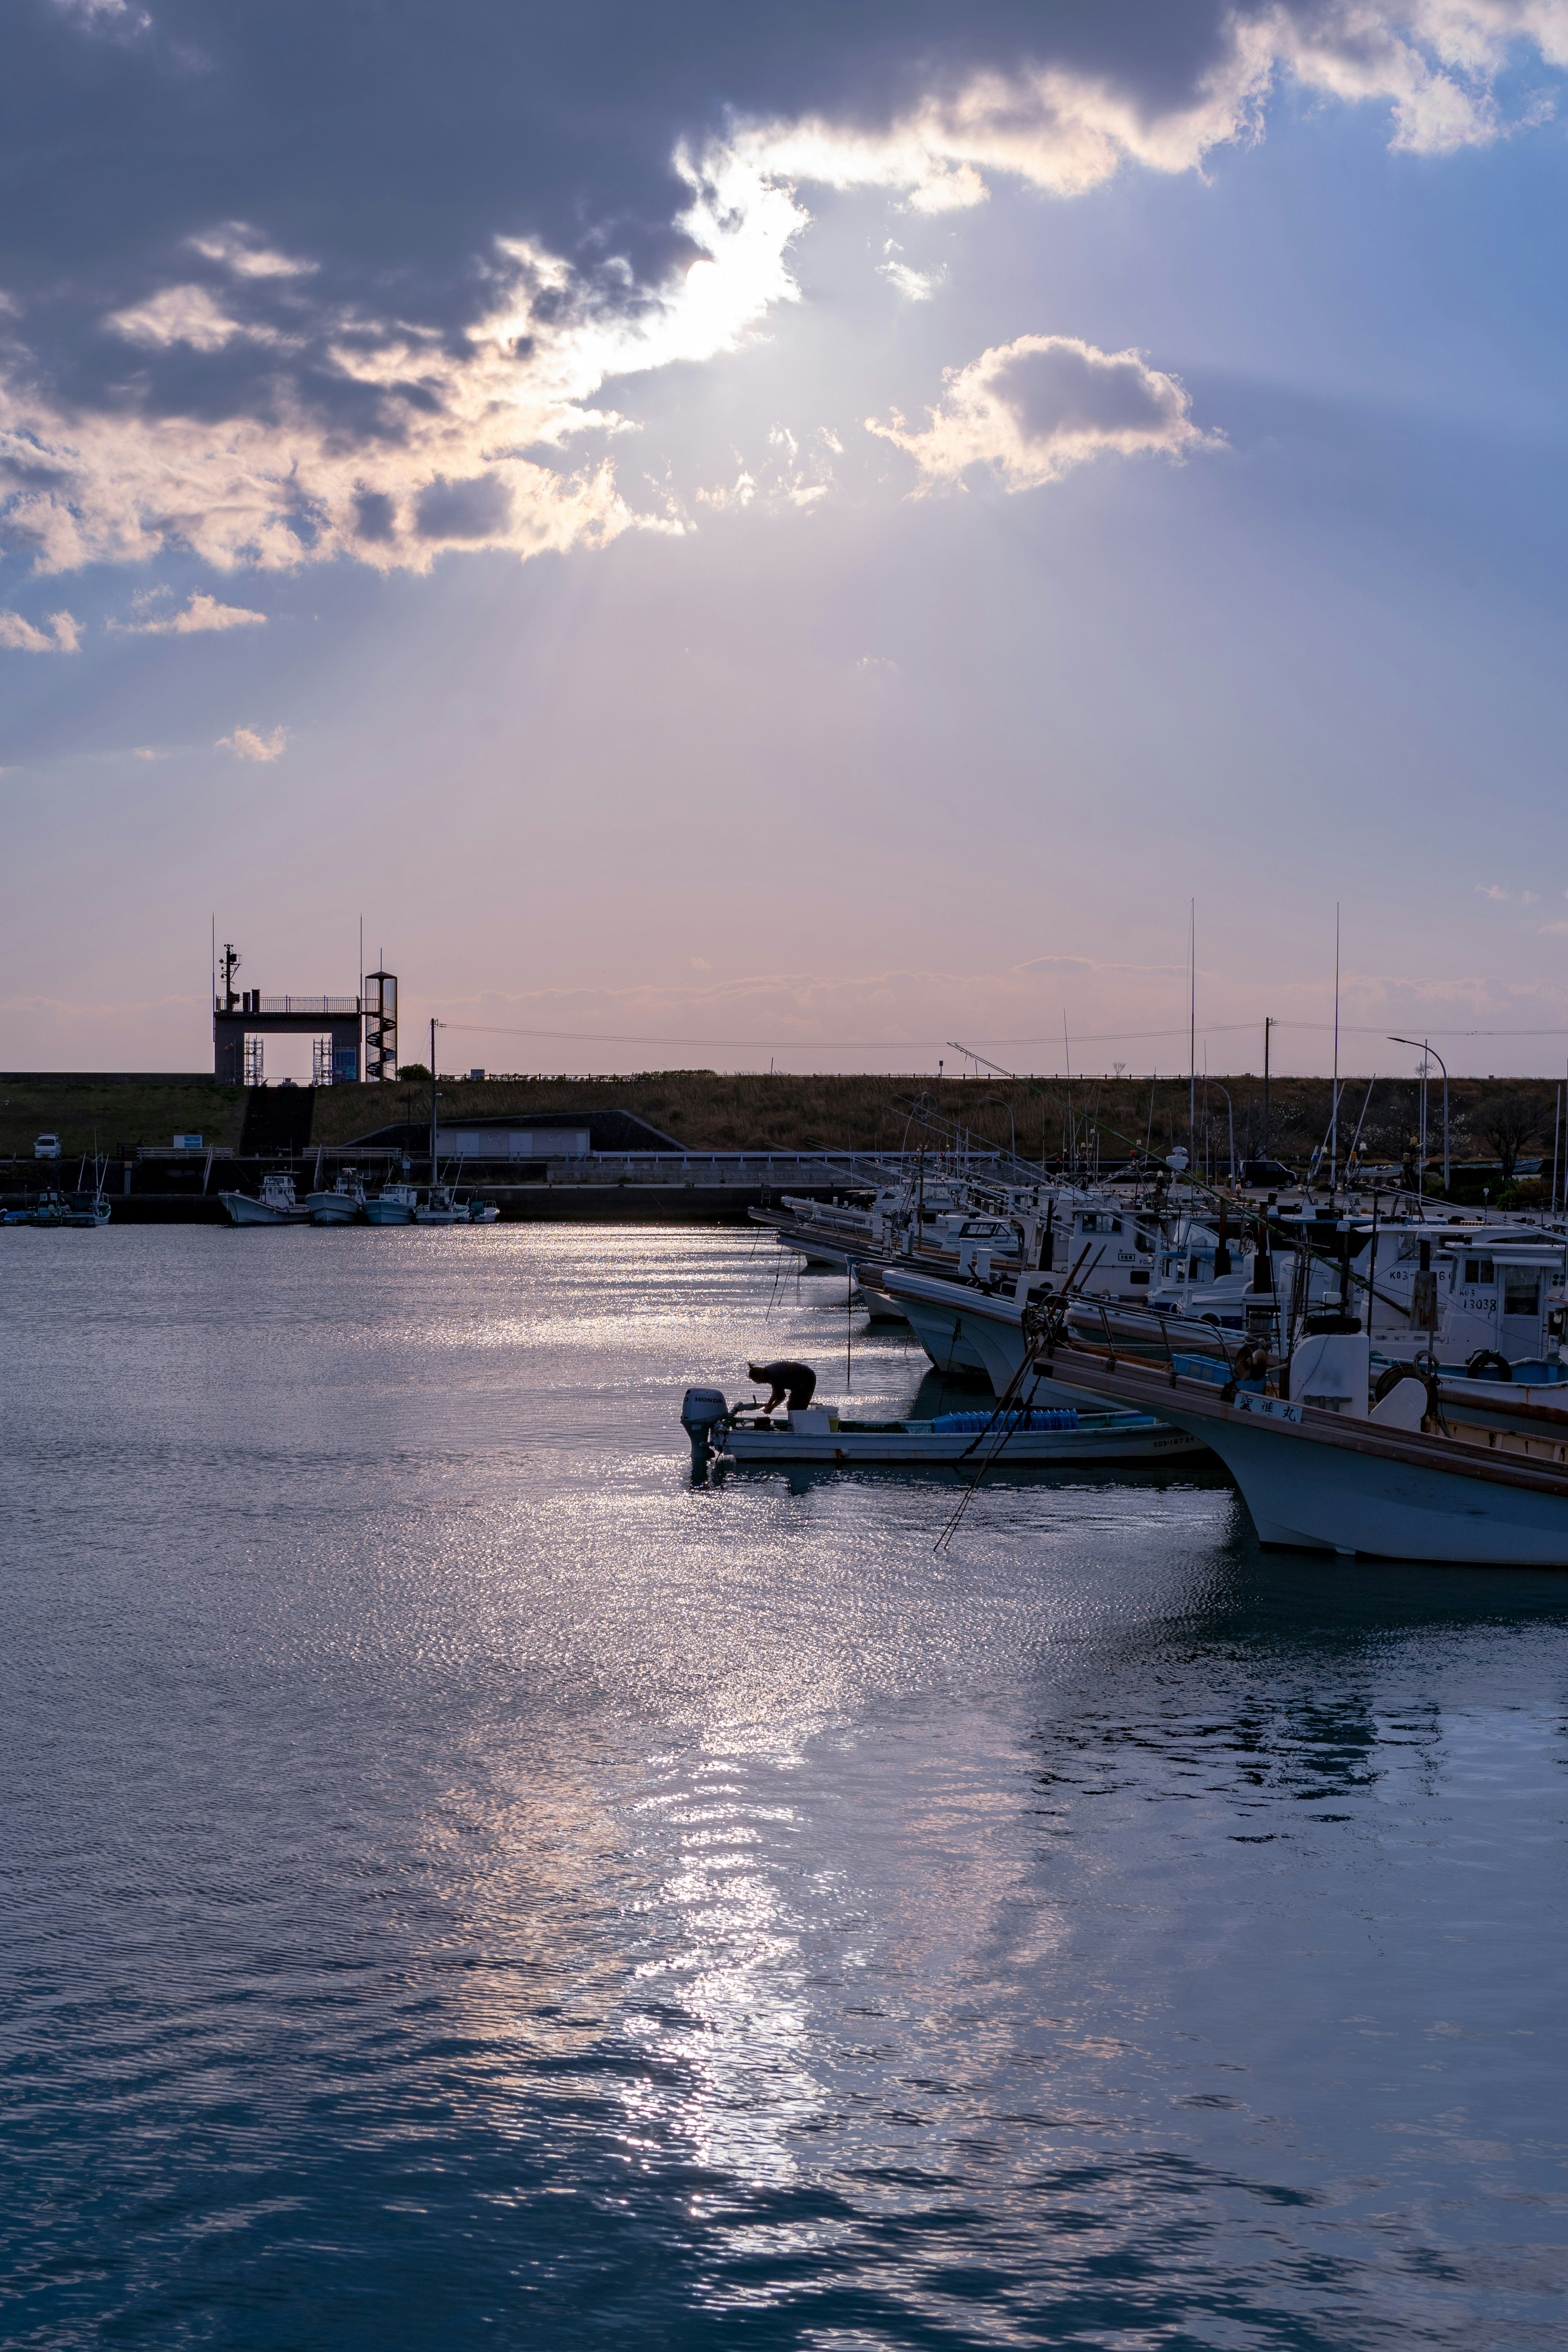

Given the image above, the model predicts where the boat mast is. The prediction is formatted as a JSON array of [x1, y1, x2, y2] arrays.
[[1188, 900, 1196, 1196], [1330, 905, 1341, 1201], [429, 1016, 441, 1178]]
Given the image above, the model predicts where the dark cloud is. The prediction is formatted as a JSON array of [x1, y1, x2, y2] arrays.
[[994, 343, 1182, 443], [414, 473, 513, 540], [352, 489, 398, 542], [2, 5, 1244, 314], [4, 2, 1561, 573]]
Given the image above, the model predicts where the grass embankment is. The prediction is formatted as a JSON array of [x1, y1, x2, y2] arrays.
[[4, 1069, 1562, 1199], [0, 1078, 245, 1163], [321, 1069, 1561, 1190]]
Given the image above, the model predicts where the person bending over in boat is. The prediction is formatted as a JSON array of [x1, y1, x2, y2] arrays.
[[746, 1360, 817, 1413]]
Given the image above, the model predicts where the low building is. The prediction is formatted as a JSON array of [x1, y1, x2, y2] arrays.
[[347, 1108, 683, 1158]]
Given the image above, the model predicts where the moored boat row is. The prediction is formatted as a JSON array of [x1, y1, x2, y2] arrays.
[[218, 1170, 498, 1226], [714, 1138, 1568, 1564]]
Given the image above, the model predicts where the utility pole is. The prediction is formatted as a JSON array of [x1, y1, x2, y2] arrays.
[[1263, 1016, 1274, 1158]]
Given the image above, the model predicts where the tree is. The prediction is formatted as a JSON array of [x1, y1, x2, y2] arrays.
[[1481, 1101, 1537, 1184]]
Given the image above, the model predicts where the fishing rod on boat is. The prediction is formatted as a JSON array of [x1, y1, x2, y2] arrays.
[[932, 1246, 1102, 1556]]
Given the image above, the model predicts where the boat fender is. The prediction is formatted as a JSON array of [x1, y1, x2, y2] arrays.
[[1466, 1349, 1512, 1383]]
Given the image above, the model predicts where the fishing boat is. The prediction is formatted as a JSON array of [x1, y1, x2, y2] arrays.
[[467, 1197, 500, 1223], [1033, 1320, 1568, 1565], [7, 1188, 111, 1228], [307, 1172, 368, 1224], [365, 1180, 420, 1225], [220, 1171, 310, 1226], [414, 1184, 464, 1225], [679, 1388, 1206, 1469]]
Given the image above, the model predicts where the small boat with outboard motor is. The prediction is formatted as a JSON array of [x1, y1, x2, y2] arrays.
[[679, 1383, 1206, 1470], [220, 1170, 311, 1226]]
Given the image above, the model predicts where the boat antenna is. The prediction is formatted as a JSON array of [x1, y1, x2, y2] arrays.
[[1345, 1074, 1377, 1180], [429, 1016, 444, 1176]]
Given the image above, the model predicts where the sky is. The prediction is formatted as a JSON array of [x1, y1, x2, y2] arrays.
[[4, 0, 1568, 1081]]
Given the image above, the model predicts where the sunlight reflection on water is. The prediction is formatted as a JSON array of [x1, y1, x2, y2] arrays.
[[4, 1226, 1568, 2348]]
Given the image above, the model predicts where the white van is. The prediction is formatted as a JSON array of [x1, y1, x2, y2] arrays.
[[34, 1134, 61, 1159]]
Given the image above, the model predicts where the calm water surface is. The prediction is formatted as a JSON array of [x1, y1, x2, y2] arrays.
[[3, 1226, 1567, 2349]]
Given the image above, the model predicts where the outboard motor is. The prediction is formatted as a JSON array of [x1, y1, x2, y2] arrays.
[[680, 1387, 730, 1469]]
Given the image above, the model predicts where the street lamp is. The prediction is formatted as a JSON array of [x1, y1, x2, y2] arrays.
[[1389, 1035, 1448, 1196], [979, 1094, 1018, 1168]]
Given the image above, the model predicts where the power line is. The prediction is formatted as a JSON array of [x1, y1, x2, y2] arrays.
[[432, 1015, 1568, 1051]]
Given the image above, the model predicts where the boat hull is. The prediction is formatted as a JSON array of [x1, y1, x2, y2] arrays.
[[888, 1292, 992, 1379], [1173, 1408, 1568, 1564], [879, 1268, 1107, 1409], [219, 1192, 308, 1226], [1043, 1348, 1568, 1566], [719, 1415, 1206, 1467]]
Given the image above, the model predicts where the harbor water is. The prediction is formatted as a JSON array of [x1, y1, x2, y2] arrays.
[[3, 1227, 1566, 2348]]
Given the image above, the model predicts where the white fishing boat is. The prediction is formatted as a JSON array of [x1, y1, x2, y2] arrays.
[[365, 1181, 420, 1225], [307, 1172, 368, 1224], [414, 1184, 464, 1225], [877, 1263, 1053, 1390], [679, 1389, 1207, 1469], [1036, 1321, 1568, 1566], [220, 1171, 310, 1226], [466, 1197, 500, 1223]]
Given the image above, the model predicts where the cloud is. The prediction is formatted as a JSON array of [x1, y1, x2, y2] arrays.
[[131, 745, 159, 759], [217, 724, 286, 761], [112, 588, 267, 635], [187, 225, 317, 281], [731, 2, 1568, 218], [695, 419, 837, 513], [880, 258, 940, 301], [0, 146, 803, 577], [105, 284, 281, 354], [0, 608, 80, 651], [52, 0, 149, 27], [6, 2, 1568, 583], [867, 334, 1217, 490], [1477, 882, 1511, 899]]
